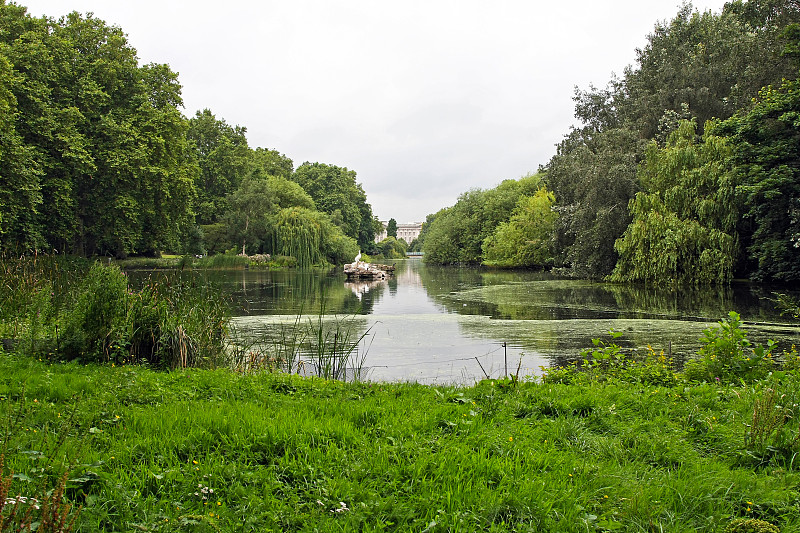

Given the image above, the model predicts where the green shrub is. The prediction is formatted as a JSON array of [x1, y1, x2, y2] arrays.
[[685, 312, 774, 383], [61, 262, 129, 362]]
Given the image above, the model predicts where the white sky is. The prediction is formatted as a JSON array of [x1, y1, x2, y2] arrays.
[[19, 0, 728, 222]]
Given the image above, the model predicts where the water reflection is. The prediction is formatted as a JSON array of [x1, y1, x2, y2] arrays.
[[126, 261, 800, 384]]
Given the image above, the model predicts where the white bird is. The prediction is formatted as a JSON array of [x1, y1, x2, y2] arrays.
[[354, 251, 362, 263]]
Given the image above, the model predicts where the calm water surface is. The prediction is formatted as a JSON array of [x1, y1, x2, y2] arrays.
[[135, 260, 800, 384]]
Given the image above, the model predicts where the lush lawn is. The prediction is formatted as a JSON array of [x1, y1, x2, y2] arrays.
[[1, 355, 799, 532]]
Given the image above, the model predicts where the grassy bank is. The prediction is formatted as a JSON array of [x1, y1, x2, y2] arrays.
[[2, 355, 799, 532]]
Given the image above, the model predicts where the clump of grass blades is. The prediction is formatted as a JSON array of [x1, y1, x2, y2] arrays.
[[304, 309, 373, 381], [0, 256, 230, 369]]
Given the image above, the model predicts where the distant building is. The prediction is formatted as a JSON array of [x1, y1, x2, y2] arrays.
[[375, 221, 423, 243]]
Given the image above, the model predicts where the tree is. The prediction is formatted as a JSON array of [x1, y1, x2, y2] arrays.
[[611, 120, 738, 285], [291, 162, 375, 249], [714, 34, 800, 282], [0, 50, 40, 250], [0, 4, 197, 256], [272, 207, 358, 267], [482, 188, 558, 268], [545, 127, 642, 278], [423, 173, 546, 264], [187, 109, 251, 225], [225, 174, 315, 255], [251, 147, 293, 179], [386, 218, 397, 238]]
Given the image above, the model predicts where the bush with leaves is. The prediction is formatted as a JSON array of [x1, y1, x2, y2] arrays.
[[684, 311, 775, 383]]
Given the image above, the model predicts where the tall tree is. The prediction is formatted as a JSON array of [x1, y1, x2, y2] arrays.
[[423, 173, 545, 264], [187, 109, 251, 225], [482, 187, 557, 268], [611, 120, 738, 285], [545, 127, 643, 278], [291, 162, 375, 249], [714, 27, 800, 282], [386, 218, 397, 238], [0, 4, 197, 256]]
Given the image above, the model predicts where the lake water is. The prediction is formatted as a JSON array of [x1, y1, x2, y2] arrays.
[[149, 259, 799, 384]]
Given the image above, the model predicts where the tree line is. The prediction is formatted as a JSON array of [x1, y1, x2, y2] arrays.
[[421, 0, 800, 285], [0, 2, 376, 265]]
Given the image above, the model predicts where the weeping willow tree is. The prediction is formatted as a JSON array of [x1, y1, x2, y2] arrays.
[[272, 207, 358, 267], [611, 120, 738, 285]]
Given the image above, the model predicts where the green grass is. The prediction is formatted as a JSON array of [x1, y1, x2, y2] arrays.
[[2, 355, 799, 532]]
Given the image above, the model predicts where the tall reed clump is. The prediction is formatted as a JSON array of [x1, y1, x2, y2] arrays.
[[1, 257, 230, 369], [304, 310, 373, 381], [124, 272, 231, 368], [0, 255, 89, 356], [230, 306, 373, 381]]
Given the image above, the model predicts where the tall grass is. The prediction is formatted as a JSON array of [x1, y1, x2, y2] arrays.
[[230, 307, 373, 381], [1, 357, 799, 531], [0, 256, 230, 369]]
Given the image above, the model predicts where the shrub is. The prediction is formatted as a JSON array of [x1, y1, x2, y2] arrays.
[[60, 262, 128, 362], [685, 312, 774, 383]]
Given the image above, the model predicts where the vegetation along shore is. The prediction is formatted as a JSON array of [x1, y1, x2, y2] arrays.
[[3, 0, 800, 531]]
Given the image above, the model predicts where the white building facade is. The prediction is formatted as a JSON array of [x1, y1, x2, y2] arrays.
[[375, 221, 423, 243]]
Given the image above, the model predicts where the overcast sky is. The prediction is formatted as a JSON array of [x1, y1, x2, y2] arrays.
[[20, 1, 728, 222]]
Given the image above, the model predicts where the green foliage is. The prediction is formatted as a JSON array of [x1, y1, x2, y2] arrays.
[[187, 109, 251, 226], [546, 127, 642, 278], [482, 187, 557, 268], [612, 120, 738, 285], [1, 258, 230, 367], [0, 4, 197, 257], [224, 174, 316, 256], [386, 218, 397, 238], [547, 1, 800, 281], [375, 236, 407, 260], [424, 173, 545, 264], [684, 312, 774, 383], [714, 72, 800, 282], [250, 147, 293, 179], [543, 331, 679, 387], [773, 293, 800, 320], [272, 207, 358, 267], [742, 386, 800, 467], [291, 162, 375, 249], [61, 262, 129, 362]]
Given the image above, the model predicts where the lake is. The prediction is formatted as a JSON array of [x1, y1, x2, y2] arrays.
[[139, 259, 795, 384]]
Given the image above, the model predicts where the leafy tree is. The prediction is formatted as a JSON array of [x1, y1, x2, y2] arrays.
[[0, 4, 197, 257], [291, 162, 375, 249], [0, 50, 39, 250], [386, 218, 398, 238], [620, 1, 800, 140], [545, 127, 642, 278], [225, 174, 315, 255], [423, 173, 545, 264], [714, 36, 800, 282], [482, 188, 557, 268], [612, 120, 738, 285], [272, 207, 358, 267], [549, 1, 800, 279], [187, 109, 251, 225], [376, 236, 407, 259], [251, 147, 293, 179]]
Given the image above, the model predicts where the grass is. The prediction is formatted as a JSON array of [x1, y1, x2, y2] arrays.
[[2, 355, 800, 532]]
